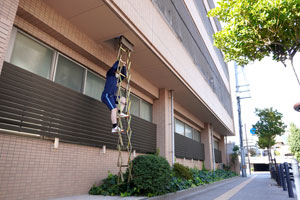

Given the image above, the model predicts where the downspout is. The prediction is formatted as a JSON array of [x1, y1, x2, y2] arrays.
[[170, 90, 175, 165], [211, 123, 216, 170]]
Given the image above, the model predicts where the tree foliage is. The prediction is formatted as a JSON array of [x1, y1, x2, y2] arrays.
[[252, 108, 286, 167], [253, 108, 286, 149], [208, 0, 300, 84], [288, 123, 300, 162]]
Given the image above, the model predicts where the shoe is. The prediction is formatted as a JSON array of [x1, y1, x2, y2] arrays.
[[118, 112, 129, 118], [112, 126, 124, 133]]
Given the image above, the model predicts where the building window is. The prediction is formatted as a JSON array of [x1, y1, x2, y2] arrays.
[[175, 118, 201, 142], [175, 119, 185, 135], [54, 55, 85, 92], [7, 28, 153, 122], [185, 124, 193, 139], [130, 94, 140, 117], [193, 130, 201, 142], [214, 140, 219, 150], [140, 100, 152, 122], [130, 94, 152, 122], [10, 31, 54, 79], [85, 71, 105, 100]]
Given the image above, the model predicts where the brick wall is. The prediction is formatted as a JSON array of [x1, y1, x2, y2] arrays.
[[0, 132, 138, 200], [0, 0, 19, 74]]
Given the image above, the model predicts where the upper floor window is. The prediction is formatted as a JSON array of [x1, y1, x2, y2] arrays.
[[6, 27, 153, 122], [214, 140, 219, 150], [54, 54, 85, 92], [85, 71, 105, 100], [175, 118, 201, 142], [10, 31, 54, 79], [130, 93, 152, 122]]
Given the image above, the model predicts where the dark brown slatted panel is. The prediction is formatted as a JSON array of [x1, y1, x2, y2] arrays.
[[214, 149, 222, 163], [175, 133, 205, 161], [0, 62, 156, 153]]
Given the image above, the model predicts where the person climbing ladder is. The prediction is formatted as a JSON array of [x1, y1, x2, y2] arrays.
[[101, 60, 129, 133]]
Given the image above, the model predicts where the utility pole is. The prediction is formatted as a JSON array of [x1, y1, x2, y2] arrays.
[[244, 124, 251, 175], [235, 62, 250, 177]]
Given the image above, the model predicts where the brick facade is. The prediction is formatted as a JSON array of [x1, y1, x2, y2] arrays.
[[0, 132, 138, 200], [0, 0, 19, 74]]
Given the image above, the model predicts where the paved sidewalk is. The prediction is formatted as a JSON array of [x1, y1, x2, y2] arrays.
[[150, 172, 295, 200]]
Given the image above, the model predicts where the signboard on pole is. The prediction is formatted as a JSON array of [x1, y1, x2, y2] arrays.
[[250, 128, 256, 135]]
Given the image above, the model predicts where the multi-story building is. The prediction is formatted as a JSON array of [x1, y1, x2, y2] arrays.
[[0, 0, 235, 199]]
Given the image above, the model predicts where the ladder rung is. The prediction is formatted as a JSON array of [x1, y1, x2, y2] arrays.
[[120, 46, 127, 52], [116, 72, 127, 78], [117, 114, 130, 118], [119, 59, 126, 64]]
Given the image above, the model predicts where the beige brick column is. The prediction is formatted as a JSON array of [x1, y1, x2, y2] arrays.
[[153, 88, 172, 164], [0, 0, 19, 74], [219, 135, 227, 165], [201, 123, 213, 170]]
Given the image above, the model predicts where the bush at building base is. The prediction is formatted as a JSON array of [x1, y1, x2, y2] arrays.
[[89, 154, 172, 197], [89, 156, 237, 197]]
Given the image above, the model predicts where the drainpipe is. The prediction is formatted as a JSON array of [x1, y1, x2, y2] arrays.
[[211, 123, 216, 170], [170, 90, 175, 165]]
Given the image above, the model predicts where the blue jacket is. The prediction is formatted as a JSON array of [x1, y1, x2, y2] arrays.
[[102, 60, 126, 95]]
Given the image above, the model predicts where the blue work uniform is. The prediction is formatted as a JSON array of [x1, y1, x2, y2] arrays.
[[101, 60, 126, 110]]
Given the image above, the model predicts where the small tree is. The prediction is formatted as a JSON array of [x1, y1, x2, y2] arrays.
[[231, 145, 240, 172], [288, 123, 300, 162], [208, 0, 300, 86], [252, 108, 286, 168]]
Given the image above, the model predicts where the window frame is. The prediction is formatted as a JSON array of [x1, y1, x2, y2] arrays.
[[84, 69, 106, 100], [130, 93, 153, 122], [6, 28, 57, 80], [174, 118, 201, 142], [54, 52, 88, 93]]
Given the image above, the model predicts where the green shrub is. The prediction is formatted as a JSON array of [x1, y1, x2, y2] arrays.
[[131, 155, 172, 195], [89, 173, 132, 196], [173, 163, 192, 180]]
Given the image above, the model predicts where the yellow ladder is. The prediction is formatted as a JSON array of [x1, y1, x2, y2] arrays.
[[115, 36, 133, 183]]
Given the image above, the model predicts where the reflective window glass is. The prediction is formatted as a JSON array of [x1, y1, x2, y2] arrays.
[[10, 32, 53, 79], [130, 94, 140, 117], [140, 100, 152, 122], [193, 130, 201, 142], [55, 55, 84, 92], [185, 124, 193, 139], [175, 119, 185, 135], [85, 71, 105, 100]]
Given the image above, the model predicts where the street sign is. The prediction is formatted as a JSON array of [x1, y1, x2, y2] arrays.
[[250, 128, 256, 135]]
